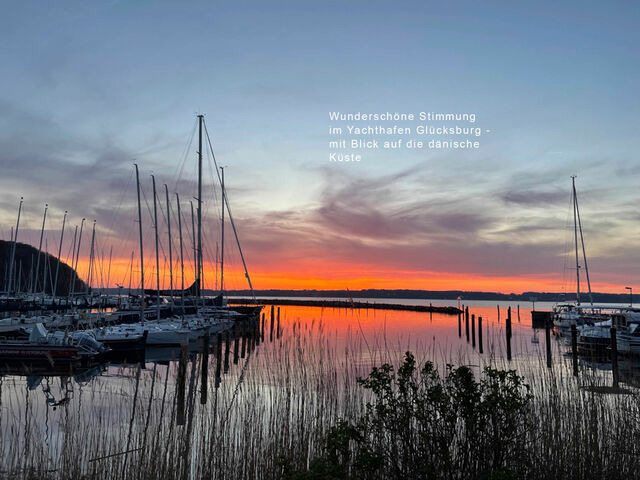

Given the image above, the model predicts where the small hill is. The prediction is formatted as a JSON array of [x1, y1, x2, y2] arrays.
[[0, 240, 86, 296]]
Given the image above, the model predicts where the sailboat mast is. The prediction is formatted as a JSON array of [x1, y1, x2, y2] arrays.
[[99, 248, 105, 292], [42, 240, 48, 295], [573, 179, 593, 305], [86, 220, 96, 295], [52, 211, 67, 298], [106, 246, 113, 292], [45, 243, 53, 294], [571, 176, 581, 305], [135, 164, 145, 321], [190, 200, 196, 294], [152, 175, 161, 320], [34, 203, 48, 294], [67, 225, 78, 298], [28, 254, 34, 293], [197, 114, 203, 298], [202, 121, 255, 301], [176, 193, 185, 295], [220, 166, 225, 295], [128, 250, 134, 296], [165, 184, 173, 301], [7, 197, 23, 294], [71, 218, 85, 297]]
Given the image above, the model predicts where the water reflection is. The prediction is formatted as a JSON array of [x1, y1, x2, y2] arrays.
[[1, 301, 639, 411], [1, 301, 640, 478]]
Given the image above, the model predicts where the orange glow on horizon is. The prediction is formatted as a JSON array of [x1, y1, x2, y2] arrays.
[[70, 256, 636, 295]]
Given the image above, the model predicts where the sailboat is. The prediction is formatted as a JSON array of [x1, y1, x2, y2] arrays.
[[122, 115, 260, 342], [166, 115, 262, 321], [552, 177, 609, 336]]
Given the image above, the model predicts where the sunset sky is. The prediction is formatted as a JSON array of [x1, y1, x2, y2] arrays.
[[0, 1, 639, 294]]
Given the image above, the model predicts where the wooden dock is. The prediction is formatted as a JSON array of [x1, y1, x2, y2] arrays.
[[229, 298, 461, 315]]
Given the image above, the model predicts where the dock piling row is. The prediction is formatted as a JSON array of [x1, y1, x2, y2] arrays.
[[506, 307, 512, 361]]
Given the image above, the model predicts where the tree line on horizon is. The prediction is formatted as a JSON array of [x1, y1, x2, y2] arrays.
[[221, 288, 633, 303]]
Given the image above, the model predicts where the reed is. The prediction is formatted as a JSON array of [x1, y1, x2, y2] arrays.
[[0, 308, 639, 479]]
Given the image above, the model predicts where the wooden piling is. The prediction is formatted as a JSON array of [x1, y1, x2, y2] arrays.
[[223, 330, 231, 374], [233, 328, 240, 365], [571, 324, 578, 377], [254, 318, 260, 347], [261, 313, 265, 342], [270, 305, 274, 342], [240, 332, 247, 358], [176, 344, 188, 425], [429, 302, 432, 321], [465, 307, 469, 342], [517, 304, 521, 322], [458, 310, 462, 338], [200, 335, 209, 405], [215, 333, 222, 388], [478, 316, 483, 354], [497, 304, 500, 323], [277, 307, 281, 338], [545, 319, 552, 368], [249, 326, 255, 353], [506, 307, 512, 361], [611, 327, 619, 388], [471, 314, 476, 348]]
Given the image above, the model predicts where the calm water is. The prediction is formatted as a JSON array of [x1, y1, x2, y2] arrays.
[[0, 300, 628, 403], [0, 299, 635, 472]]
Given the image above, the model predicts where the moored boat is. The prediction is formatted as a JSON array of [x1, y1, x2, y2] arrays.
[[0, 323, 109, 365], [577, 320, 611, 355]]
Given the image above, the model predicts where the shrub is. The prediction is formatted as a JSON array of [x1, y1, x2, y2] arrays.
[[289, 352, 533, 479]]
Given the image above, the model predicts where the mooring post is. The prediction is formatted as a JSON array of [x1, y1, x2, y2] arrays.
[[478, 316, 483, 354], [465, 307, 469, 342], [223, 330, 231, 373], [215, 333, 222, 388], [506, 307, 512, 361], [611, 327, 619, 388], [233, 327, 240, 365], [545, 319, 552, 368], [270, 305, 274, 342], [517, 304, 521, 322], [471, 314, 476, 348], [458, 309, 462, 338], [177, 344, 188, 425], [429, 302, 432, 321], [261, 312, 265, 342], [497, 304, 501, 323], [277, 307, 281, 338], [241, 330, 247, 358], [571, 324, 578, 377], [200, 334, 209, 405], [254, 316, 260, 347]]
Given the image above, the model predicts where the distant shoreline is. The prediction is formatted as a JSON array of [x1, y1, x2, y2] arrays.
[[91, 287, 633, 304], [229, 297, 461, 314], [221, 289, 631, 304]]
